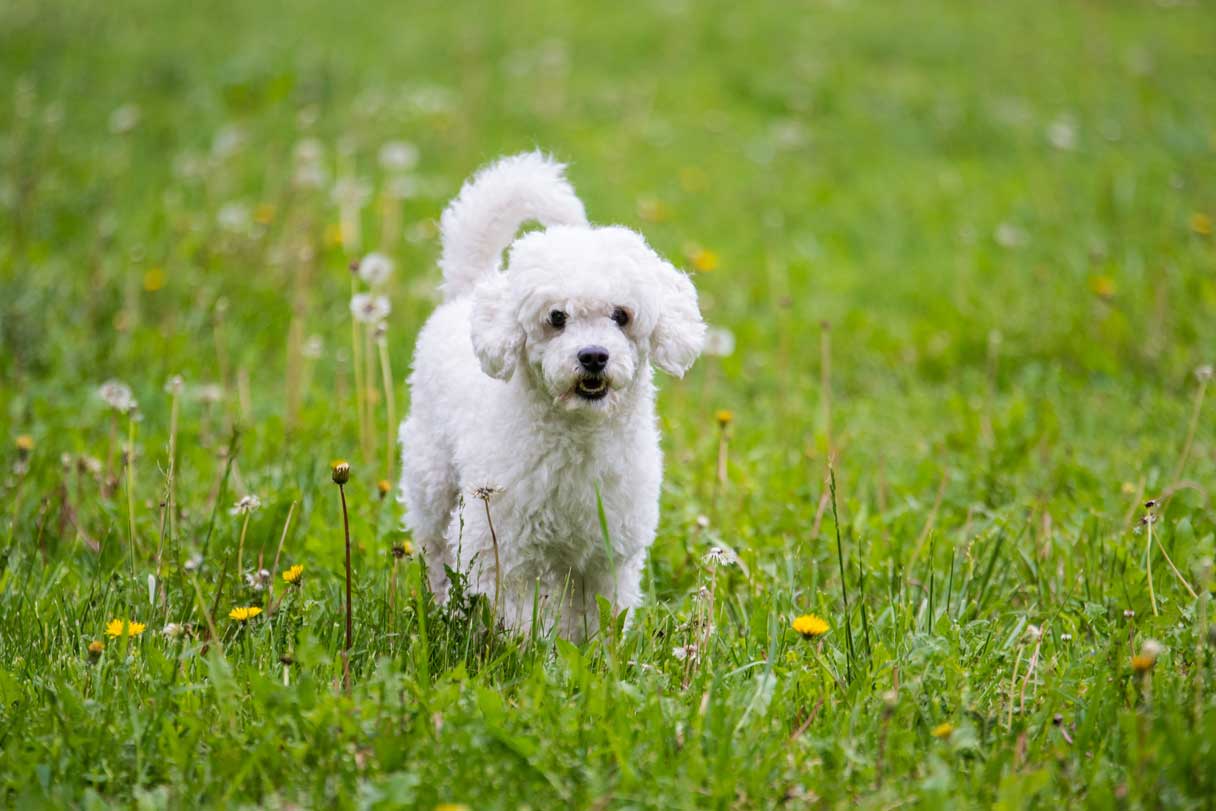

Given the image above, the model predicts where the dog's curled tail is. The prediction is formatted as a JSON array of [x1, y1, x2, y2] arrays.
[[439, 151, 587, 300]]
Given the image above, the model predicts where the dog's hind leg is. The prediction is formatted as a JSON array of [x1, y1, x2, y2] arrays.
[[398, 416, 458, 602]]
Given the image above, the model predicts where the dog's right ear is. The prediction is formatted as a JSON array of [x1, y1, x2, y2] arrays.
[[470, 272, 523, 381]]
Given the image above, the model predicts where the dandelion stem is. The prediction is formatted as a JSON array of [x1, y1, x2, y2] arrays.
[[351, 277, 367, 461], [363, 322, 377, 463], [235, 512, 251, 581], [483, 498, 502, 616], [204, 548, 232, 650], [199, 428, 239, 564], [267, 501, 297, 610], [1154, 535, 1198, 599], [125, 415, 138, 577], [1145, 517, 1158, 617], [191, 572, 220, 651], [1172, 374, 1208, 484], [339, 481, 353, 693], [156, 387, 181, 581], [167, 383, 179, 563], [828, 464, 856, 683], [377, 335, 397, 482], [716, 424, 729, 489], [820, 322, 832, 454]]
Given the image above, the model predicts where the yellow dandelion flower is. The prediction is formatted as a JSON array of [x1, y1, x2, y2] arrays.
[[715, 409, 734, 427], [636, 197, 672, 224], [931, 722, 955, 739], [792, 614, 829, 639], [1131, 654, 1154, 673], [1088, 275, 1116, 299], [143, 267, 167, 292], [87, 640, 104, 659], [15, 434, 34, 454], [377, 479, 391, 498], [254, 203, 276, 225], [1190, 212, 1212, 236], [229, 606, 263, 622], [323, 222, 344, 247], [105, 618, 146, 638], [435, 804, 470, 811], [282, 564, 304, 585], [687, 246, 720, 272], [1133, 639, 1164, 674]]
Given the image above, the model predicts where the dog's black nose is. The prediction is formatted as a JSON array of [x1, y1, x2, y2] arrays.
[[578, 346, 609, 373]]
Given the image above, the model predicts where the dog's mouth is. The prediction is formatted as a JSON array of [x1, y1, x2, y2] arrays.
[[574, 375, 609, 401]]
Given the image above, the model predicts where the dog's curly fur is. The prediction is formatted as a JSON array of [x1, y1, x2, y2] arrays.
[[398, 152, 705, 639]]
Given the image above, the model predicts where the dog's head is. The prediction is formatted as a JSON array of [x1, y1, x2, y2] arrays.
[[470, 226, 705, 414]]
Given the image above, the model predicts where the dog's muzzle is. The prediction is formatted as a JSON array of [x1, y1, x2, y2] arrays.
[[575, 375, 609, 400]]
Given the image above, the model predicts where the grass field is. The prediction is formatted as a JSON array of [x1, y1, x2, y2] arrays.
[[2, 0, 1216, 807]]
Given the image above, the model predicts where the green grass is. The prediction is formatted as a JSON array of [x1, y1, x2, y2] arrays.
[[2, 0, 1215, 807]]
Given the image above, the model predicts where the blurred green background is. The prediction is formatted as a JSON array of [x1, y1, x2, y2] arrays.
[[1, 0, 1215, 807]]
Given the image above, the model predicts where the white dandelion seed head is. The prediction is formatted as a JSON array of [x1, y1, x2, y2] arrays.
[[172, 151, 207, 182], [1026, 624, 1042, 641], [1123, 609, 1135, 619], [302, 335, 324, 359], [378, 140, 419, 172], [332, 176, 372, 207], [211, 125, 244, 159], [1046, 116, 1078, 151], [98, 380, 138, 414], [230, 495, 262, 515], [672, 644, 698, 662], [293, 161, 328, 190], [350, 293, 391, 324], [162, 622, 184, 639], [702, 325, 736, 358], [195, 383, 224, 404], [1196, 365, 1213, 382], [217, 202, 250, 233], [703, 546, 737, 567], [357, 252, 395, 287], [109, 104, 140, 134], [470, 485, 504, 501], [994, 222, 1028, 249], [165, 375, 185, 395], [184, 554, 203, 573], [294, 138, 324, 165], [1141, 639, 1164, 659]]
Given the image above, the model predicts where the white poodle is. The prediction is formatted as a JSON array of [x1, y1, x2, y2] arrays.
[[397, 152, 706, 640]]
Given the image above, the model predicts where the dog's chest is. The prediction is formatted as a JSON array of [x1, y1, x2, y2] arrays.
[[503, 438, 630, 565]]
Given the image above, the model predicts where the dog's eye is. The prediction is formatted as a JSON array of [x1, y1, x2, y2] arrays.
[[548, 310, 567, 329], [611, 307, 630, 327]]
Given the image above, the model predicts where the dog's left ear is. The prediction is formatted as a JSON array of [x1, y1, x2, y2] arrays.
[[470, 272, 523, 380], [603, 226, 706, 377], [649, 258, 706, 377]]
